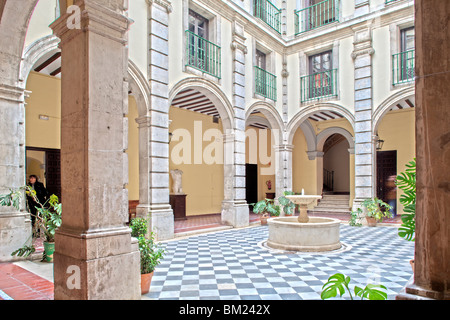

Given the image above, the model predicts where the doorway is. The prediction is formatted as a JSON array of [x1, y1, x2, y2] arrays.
[[246, 163, 258, 209], [376, 150, 397, 216], [26, 147, 61, 200]]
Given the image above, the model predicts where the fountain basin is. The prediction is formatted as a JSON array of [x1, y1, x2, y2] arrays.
[[267, 217, 341, 252]]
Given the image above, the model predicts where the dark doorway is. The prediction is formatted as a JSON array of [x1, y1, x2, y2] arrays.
[[26, 147, 61, 200], [376, 150, 397, 216], [245, 163, 258, 209]]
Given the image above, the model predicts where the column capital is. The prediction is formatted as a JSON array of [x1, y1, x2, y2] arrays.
[[50, 0, 132, 45], [0, 84, 26, 103], [135, 115, 151, 128], [146, 0, 173, 13], [307, 151, 324, 160]]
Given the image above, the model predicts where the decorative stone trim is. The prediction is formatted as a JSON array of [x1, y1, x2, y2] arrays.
[[146, 0, 173, 14]]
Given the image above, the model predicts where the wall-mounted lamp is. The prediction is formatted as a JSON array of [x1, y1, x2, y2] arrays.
[[375, 134, 384, 151]]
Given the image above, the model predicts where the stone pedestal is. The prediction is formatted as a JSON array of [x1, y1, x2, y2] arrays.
[[50, 0, 140, 300], [396, 0, 450, 300]]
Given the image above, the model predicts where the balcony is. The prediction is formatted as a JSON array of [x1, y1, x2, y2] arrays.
[[255, 66, 277, 101], [253, 0, 282, 34], [301, 69, 338, 102], [186, 30, 221, 79], [295, 0, 339, 35], [393, 50, 415, 85]]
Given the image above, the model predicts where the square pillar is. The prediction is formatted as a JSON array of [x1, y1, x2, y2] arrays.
[[50, 0, 140, 300], [222, 21, 249, 228]]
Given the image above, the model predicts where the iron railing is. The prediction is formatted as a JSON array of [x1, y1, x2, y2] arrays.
[[255, 66, 277, 101], [301, 69, 338, 102], [254, 0, 282, 34], [186, 30, 221, 79], [295, 0, 339, 35], [385, 0, 398, 4], [393, 50, 415, 85]]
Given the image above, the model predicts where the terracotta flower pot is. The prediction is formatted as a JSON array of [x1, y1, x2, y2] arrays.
[[260, 213, 269, 225], [141, 272, 154, 295], [366, 217, 377, 227]]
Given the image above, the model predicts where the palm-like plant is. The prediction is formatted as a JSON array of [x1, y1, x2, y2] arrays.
[[396, 158, 416, 241]]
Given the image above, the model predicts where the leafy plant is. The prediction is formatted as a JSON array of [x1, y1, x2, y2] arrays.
[[321, 273, 388, 300], [278, 191, 296, 216], [349, 208, 363, 227], [138, 232, 165, 275], [395, 159, 416, 241], [130, 217, 148, 238], [361, 197, 393, 222], [0, 186, 62, 258], [130, 217, 165, 275], [251, 198, 280, 217]]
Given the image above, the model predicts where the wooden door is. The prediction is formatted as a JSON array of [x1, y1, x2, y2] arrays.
[[246, 164, 258, 209], [45, 149, 61, 200], [376, 150, 397, 215]]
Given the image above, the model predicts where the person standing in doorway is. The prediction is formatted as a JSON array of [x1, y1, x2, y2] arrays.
[[26, 175, 49, 231]]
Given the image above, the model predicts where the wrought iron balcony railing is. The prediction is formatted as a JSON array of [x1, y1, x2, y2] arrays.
[[301, 69, 338, 102], [393, 50, 415, 85], [186, 30, 221, 79], [253, 0, 282, 34], [255, 66, 277, 101], [295, 0, 339, 35]]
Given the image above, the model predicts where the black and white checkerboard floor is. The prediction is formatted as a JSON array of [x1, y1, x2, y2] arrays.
[[144, 224, 415, 300]]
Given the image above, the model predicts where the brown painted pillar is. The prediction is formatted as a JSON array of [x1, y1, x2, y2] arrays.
[[50, 0, 141, 299], [397, 0, 450, 300]]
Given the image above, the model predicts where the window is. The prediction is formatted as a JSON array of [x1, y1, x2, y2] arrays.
[[295, 0, 339, 34], [186, 9, 221, 78], [393, 27, 415, 85], [300, 50, 337, 102], [254, 49, 276, 101]]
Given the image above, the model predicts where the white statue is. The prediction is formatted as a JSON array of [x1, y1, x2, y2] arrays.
[[170, 169, 183, 194]]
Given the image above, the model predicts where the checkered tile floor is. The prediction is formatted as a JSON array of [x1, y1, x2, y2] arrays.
[[144, 224, 415, 300]]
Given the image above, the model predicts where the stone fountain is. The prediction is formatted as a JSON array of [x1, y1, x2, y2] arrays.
[[266, 190, 342, 252]]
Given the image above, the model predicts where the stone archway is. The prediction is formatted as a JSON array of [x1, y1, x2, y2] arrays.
[[168, 77, 237, 224]]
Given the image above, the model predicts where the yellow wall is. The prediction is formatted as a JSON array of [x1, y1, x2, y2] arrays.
[[169, 107, 224, 216], [245, 126, 276, 201], [25, 71, 61, 150], [292, 127, 317, 195], [377, 108, 416, 214]]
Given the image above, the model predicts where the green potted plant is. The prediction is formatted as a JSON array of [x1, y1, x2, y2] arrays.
[[361, 197, 393, 227], [278, 191, 296, 216], [0, 186, 62, 261], [251, 198, 280, 225], [130, 217, 165, 295]]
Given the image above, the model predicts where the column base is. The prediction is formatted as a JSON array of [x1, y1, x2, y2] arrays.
[[396, 277, 450, 300], [53, 227, 141, 300], [221, 200, 249, 228], [0, 212, 32, 262], [148, 205, 174, 241]]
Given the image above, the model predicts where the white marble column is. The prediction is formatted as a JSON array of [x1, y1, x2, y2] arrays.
[[222, 21, 249, 228], [145, 0, 174, 241], [351, 27, 376, 215], [50, 0, 140, 300]]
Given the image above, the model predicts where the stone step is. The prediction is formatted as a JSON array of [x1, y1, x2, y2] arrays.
[[318, 201, 350, 206], [308, 209, 351, 214]]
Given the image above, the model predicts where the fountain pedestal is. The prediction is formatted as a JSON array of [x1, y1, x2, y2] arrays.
[[266, 194, 342, 252]]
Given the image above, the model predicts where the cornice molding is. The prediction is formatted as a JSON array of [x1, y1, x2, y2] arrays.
[[146, 0, 173, 14]]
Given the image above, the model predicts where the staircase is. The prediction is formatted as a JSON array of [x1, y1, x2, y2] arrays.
[[308, 193, 351, 216]]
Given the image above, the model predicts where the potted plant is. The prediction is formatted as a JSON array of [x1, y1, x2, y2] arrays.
[[278, 191, 296, 216], [251, 198, 280, 225], [361, 197, 393, 227], [130, 217, 165, 295], [0, 186, 61, 261]]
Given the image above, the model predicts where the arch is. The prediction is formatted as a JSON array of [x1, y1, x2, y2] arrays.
[[317, 127, 354, 152], [286, 103, 355, 145], [372, 86, 415, 133], [0, 0, 39, 87], [245, 102, 284, 139], [169, 77, 234, 132], [20, 34, 151, 118]]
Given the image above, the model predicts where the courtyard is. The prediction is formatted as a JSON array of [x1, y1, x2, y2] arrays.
[[0, 220, 414, 301]]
